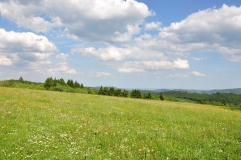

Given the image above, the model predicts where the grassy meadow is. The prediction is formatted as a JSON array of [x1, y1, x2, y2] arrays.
[[0, 87, 241, 159]]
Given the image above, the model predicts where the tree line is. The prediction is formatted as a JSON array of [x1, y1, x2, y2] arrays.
[[0, 77, 89, 94], [44, 77, 84, 91], [98, 86, 129, 97], [1, 76, 240, 110], [98, 86, 164, 100]]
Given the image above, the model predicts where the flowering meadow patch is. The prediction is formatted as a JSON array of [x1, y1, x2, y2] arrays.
[[0, 88, 241, 159]]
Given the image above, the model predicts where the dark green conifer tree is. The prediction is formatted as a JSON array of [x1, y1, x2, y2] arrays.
[[131, 89, 142, 99], [222, 98, 226, 106], [98, 86, 103, 95], [146, 92, 152, 99], [19, 76, 24, 83], [102, 87, 109, 95], [67, 79, 75, 88], [108, 87, 115, 96], [159, 92, 164, 100], [74, 81, 81, 88], [70, 79, 74, 88], [114, 89, 122, 97], [121, 90, 129, 97], [59, 78, 65, 85]]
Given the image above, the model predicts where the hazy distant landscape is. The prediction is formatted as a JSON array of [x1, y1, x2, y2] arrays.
[[1, 77, 241, 110], [154, 88, 241, 94]]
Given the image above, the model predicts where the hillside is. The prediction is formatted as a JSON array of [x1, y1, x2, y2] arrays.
[[154, 88, 241, 94], [162, 90, 241, 109], [203, 88, 241, 94], [0, 88, 240, 159]]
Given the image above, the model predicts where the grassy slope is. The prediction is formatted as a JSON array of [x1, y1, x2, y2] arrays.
[[0, 88, 241, 159]]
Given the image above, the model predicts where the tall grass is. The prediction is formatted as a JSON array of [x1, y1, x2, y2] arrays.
[[0, 88, 240, 159]]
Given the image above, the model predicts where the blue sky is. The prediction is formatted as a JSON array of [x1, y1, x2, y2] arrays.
[[0, 0, 241, 90]]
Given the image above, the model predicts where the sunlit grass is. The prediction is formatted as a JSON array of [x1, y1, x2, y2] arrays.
[[0, 87, 241, 159]]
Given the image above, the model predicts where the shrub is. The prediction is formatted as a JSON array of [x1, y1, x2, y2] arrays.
[[53, 86, 64, 92], [88, 88, 95, 94]]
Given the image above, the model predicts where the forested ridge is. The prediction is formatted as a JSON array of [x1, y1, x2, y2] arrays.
[[163, 91, 241, 109]]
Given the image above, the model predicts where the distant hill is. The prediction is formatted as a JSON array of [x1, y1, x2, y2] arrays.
[[94, 87, 241, 95], [153, 88, 241, 94], [152, 89, 171, 92], [202, 88, 241, 94]]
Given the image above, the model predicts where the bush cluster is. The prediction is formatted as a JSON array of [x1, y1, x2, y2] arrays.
[[44, 77, 83, 90], [98, 86, 129, 97]]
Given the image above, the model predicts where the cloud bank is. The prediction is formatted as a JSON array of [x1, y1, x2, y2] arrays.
[[0, 28, 75, 75], [0, 0, 153, 43], [0, 28, 56, 66], [71, 4, 241, 74]]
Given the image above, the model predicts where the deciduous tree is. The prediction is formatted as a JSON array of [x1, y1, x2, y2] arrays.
[[44, 77, 53, 90]]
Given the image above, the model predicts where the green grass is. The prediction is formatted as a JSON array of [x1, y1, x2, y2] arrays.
[[0, 88, 241, 159]]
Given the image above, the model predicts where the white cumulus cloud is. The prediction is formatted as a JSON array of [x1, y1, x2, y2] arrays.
[[145, 22, 161, 30], [118, 67, 145, 73], [0, 28, 77, 76], [0, 56, 12, 66], [48, 63, 77, 74], [166, 71, 206, 78], [0, 0, 153, 43], [134, 4, 241, 62], [96, 72, 111, 77], [0, 28, 57, 65], [191, 71, 206, 77], [166, 74, 190, 78], [56, 53, 69, 60], [115, 59, 189, 73], [72, 46, 166, 61]]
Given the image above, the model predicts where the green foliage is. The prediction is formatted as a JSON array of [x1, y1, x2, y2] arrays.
[[43, 77, 85, 93], [1, 78, 88, 94], [53, 78, 57, 87], [58, 78, 66, 86], [159, 92, 164, 100], [114, 89, 122, 97], [74, 81, 81, 88], [0, 80, 10, 87], [222, 98, 226, 106], [130, 89, 142, 99], [102, 87, 109, 95], [164, 91, 241, 110], [53, 86, 64, 92], [144, 92, 152, 99], [67, 79, 74, 88], [19, 76, 24, 83], [98, 87, 129, 98], [121, 89, 129, 97], [108, 87, 115, 96], [65, 87, 77, 93], [44, 77, 53, 90], [0, 79, 45, 90], [87, 87, 95, 94], [98, 86, 103, 95]]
